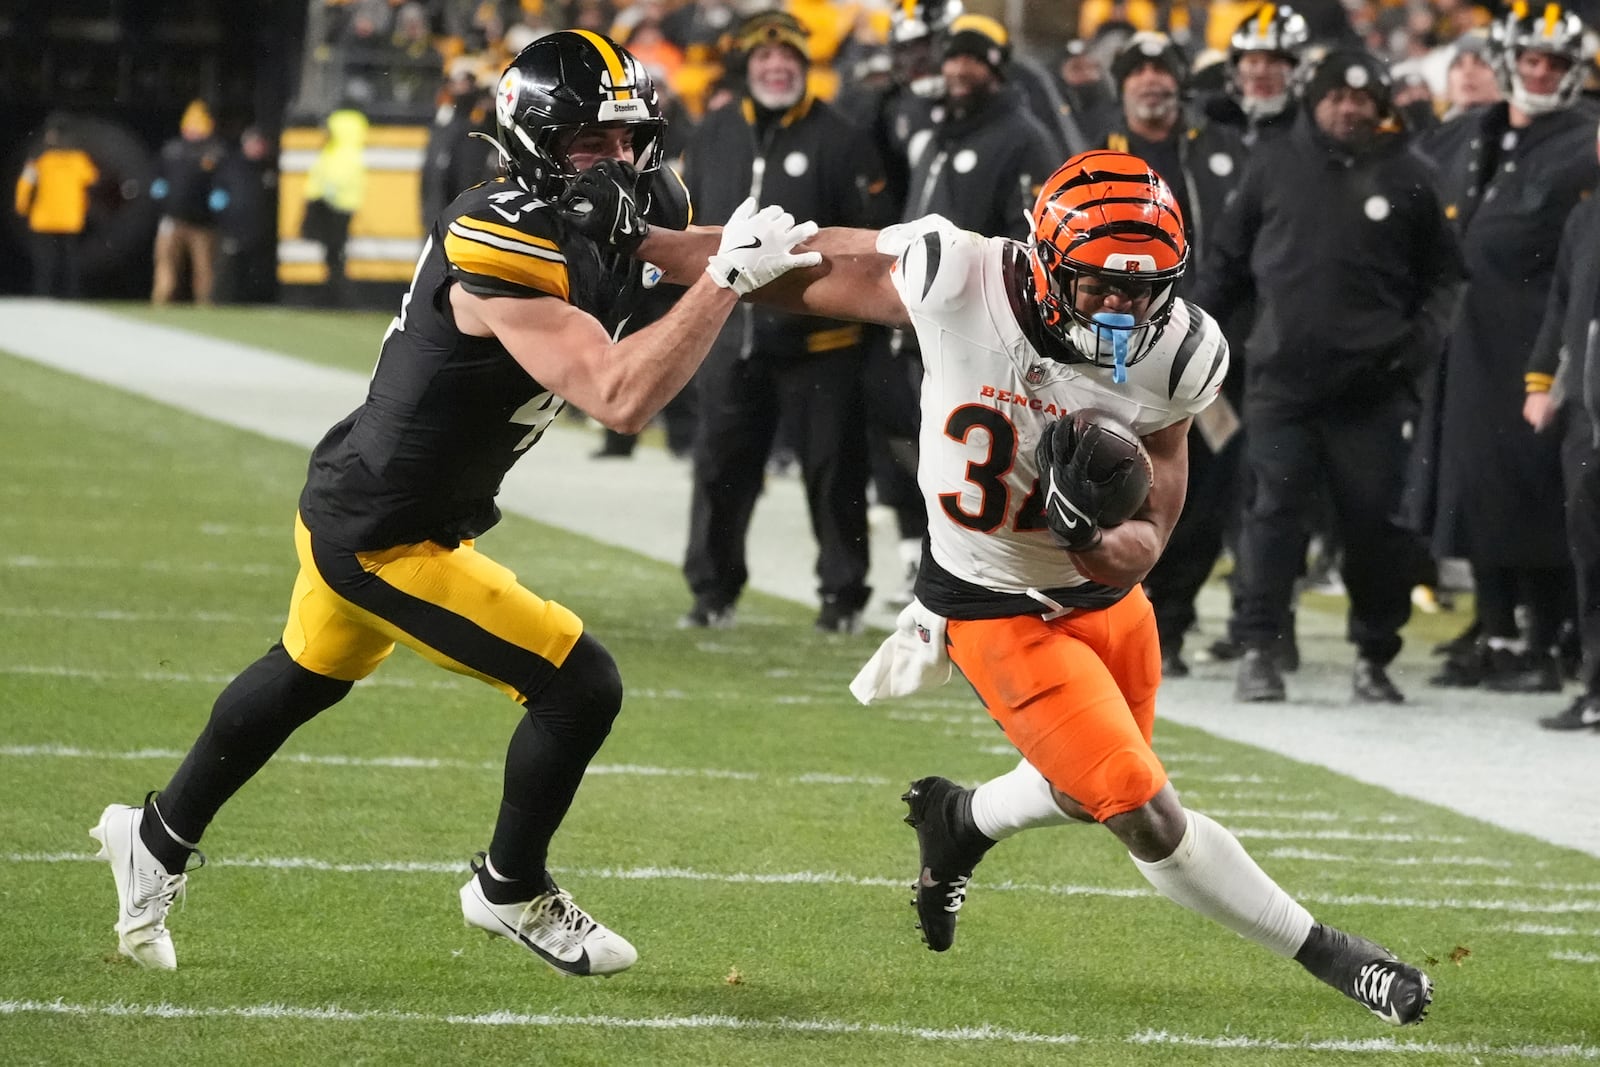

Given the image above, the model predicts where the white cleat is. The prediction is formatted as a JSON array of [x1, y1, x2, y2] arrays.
[[89, 803, 192, 970], [460, 872, 637, 977]]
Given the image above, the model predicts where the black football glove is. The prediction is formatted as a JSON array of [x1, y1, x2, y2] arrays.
[[1036, 419, 1101, 552], [557, 159, 649, 257], [1035, 417, 1144, 553]]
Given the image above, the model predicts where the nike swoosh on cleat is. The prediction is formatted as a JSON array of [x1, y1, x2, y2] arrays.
[[474, 887, 589, 974], [123, 825, 148, 918]]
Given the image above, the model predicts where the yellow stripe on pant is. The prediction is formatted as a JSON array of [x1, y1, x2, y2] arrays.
[[282, 514, 583, 702]]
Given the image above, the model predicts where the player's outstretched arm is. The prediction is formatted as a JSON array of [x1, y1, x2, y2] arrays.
[[451, 201, 817, 434], [1069, 418, 1190, 589], [560, 162, 907, 327]]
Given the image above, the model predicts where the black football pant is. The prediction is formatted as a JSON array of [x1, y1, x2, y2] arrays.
[[1229, 391, 1426, 665], [683, 330, 871, 613], [862, 327, 927, 543], [1145, 425, 1243, 654]]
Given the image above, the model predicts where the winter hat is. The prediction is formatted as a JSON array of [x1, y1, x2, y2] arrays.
[[942, 13, 1010, 75], [1300, 48, 1393, 111]]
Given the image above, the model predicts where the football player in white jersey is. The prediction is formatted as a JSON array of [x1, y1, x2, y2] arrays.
[[565, 149, 1433, 1025]]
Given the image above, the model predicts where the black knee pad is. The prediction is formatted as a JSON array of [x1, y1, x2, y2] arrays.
[[527, 632, 623, 740]]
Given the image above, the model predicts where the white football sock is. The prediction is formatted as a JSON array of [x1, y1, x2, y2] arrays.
[[970, 759, 1076, 840], [1131, 809, 1314, 958]]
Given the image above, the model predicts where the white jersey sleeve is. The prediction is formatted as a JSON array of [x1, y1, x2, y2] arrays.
[[1139, 298, 1230, 426], [884, 215, 991, 324]]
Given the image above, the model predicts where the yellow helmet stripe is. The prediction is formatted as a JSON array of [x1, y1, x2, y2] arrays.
[[1257, 4, 1276, 34], [1542, 2, 1561, 37], [571, 29, 632, 100]]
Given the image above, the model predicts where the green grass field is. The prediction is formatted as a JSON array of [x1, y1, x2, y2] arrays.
[[2, 307, 1598, 1065]]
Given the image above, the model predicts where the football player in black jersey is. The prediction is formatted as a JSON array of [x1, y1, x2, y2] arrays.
[[89, 30, 820, 977]]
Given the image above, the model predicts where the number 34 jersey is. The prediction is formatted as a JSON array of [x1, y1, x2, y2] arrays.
[[885, 218, 1229, 619], [298, 176, 675, 552]]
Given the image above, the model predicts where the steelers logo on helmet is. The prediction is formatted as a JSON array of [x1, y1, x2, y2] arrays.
[[1027, 150, 1188, 382], [484, 29, 667, 204]]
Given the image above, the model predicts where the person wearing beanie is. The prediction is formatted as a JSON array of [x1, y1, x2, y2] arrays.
[[1194, 46, 1465, 704], [150, 99, 226, 305], [676, 9, 890, 634]]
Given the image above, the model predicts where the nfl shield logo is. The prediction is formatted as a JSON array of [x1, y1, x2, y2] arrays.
[[1025, 364, 1046, 386], [915, 623, 931, 644]]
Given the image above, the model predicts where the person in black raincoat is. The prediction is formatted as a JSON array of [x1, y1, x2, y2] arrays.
[[1412, 4, 1600, 692]]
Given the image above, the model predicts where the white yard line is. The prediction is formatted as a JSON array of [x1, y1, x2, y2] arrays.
[[3, 298, 1599, 858], [9, 851, 1600, 913], [0, 999, 1595, 1058]]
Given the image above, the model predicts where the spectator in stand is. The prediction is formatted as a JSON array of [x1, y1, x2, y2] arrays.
[[389, 2, 446, 108], [422, 58, 498, 229], [214, 127, 279, 305], [1439, 30, 1501, 120], [1415, 4, 1599, 693], [151, 100, 227, 306], [14, 117, 99, 300]]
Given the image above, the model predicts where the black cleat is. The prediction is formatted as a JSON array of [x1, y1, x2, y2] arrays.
[[1295, 923, 1433, 1025], [901, 776, 994, 952]]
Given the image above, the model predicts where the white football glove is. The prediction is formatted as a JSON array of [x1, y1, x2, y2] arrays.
[[706, 197, 821, 296]]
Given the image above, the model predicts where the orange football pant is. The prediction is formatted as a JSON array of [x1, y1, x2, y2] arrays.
[[946, 588, 1166, 822]]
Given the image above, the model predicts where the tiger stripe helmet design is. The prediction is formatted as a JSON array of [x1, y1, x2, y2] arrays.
[[1029, 150, 1188, 378], [488, 29, 666, 202]]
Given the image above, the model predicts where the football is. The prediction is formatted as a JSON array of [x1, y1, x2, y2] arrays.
[[1059, 409, 1154, 527]]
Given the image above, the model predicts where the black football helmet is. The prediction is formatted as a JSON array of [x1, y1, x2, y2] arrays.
[[1488, 2, 1587, 116], [485, 29, 666, 202]]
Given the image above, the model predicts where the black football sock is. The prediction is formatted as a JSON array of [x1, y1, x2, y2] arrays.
[[156, 643, 352, 845], [138, 793, 198, 874], [485, 634, 622, 891]]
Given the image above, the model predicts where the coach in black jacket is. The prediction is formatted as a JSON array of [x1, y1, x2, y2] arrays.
[[1525, 185, 1600, 730], [677, 11, 888, 633], [1195, 49, 1464, 705]]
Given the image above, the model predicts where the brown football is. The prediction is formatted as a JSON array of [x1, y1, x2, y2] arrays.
[[1065, 409, 1154, 527]]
